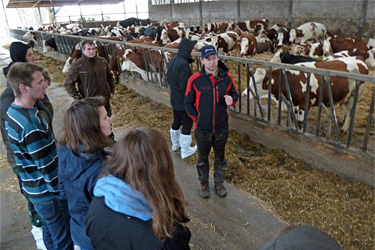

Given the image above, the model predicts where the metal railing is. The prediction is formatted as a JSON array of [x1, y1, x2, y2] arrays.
[[9, 28, 375, 154]]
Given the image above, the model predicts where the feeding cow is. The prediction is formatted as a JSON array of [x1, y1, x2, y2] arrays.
[[239, 32, 257, 57], [43, 38, 58, 53], [242, 57, 369, 132], [289, 22, 327, 45]]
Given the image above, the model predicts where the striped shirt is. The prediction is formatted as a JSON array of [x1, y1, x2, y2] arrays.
[[5, 103, 59, 203]]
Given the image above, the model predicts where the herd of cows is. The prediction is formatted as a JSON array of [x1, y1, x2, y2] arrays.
[[21, 17, 375, 134]]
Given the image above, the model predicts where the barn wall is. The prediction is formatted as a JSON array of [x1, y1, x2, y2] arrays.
[[149, 0, 375, 39]]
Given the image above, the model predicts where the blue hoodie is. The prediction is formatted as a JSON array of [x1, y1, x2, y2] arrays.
[[94, 175, 153, 221], [58, 145, 107, 250]]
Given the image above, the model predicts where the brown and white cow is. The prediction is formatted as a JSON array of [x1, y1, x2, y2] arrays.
[[209, 31, 240, 55], [160, 26, 186, 44], [326, 36, 375, 68], [243, 57, 369, 132], [239, 32, 257, 57], [289, 22, 327, 45]]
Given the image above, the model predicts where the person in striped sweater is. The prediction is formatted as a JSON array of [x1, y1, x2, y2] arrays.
[[5, 62, 73, 250]]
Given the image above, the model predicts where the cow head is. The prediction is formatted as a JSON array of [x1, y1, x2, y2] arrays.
[[242, 68, 267, 97], [322, 36, 332, 57], [289, 29, 296, 43], [365, 48, 375, 68], [240, 36, 256, 57]]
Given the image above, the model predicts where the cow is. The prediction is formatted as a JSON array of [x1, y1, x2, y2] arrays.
[[139, 26, 164, 44], [160, 26, 186, 44], [243, 57, 369, 132], [43, 38, 57, 53], [236, 19, 269, 34], [289, 39, 332, 58], [209, 31, 239, 55], [289, 22, 327, 45], [119, 17, 142, 28], [271, 52, 319, 64], [163, 38, 181, 63], [239, 32, 257, 57], [121, 47, 164, 81], [327, 36, 375, 68]]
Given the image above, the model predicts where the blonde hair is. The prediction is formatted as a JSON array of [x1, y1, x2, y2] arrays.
[[103, 127, 188, 238]]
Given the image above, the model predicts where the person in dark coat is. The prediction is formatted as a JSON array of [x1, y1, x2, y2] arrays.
[[0, 42, 53, 250], [86, 127, 191, 250], [58, 96, 113, 250], [167, 38, 197, 159], [184, 45, 238, 198]]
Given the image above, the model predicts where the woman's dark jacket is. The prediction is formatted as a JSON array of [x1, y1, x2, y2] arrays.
[[86, 196, 191, 250], [58, 146, 107, 249], [167, 39, 197, 111]]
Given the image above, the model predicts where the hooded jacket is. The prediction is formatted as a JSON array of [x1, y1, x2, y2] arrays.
[[3, 42, 30, 78], [64, 54, 115, 104], [184, 61, 238, 134], [58, 145, 108, 249], [86, 175, 191, 250], [167, 38, 197, 111]]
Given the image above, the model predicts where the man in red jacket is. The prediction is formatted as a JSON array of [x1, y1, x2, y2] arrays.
[[184, 45, 238, 198]]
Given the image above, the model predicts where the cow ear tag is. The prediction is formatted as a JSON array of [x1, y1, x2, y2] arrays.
[[251, 41, 253, 44], [266, 80, 269, 85]]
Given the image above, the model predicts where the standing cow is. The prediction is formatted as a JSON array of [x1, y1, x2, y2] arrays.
[[243, 57, 369, 132], [289, 22, 327, 45]]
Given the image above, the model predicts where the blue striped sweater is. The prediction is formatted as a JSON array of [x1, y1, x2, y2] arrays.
[[5, 103, 59, 203]]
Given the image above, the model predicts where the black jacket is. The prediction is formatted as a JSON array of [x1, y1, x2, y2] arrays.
[[167, 39, 197, 111], [85, 197, 191, 250], [184, 62, 238, 134]]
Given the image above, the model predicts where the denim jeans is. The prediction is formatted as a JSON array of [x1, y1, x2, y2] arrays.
[[33, 197, 73, 250], [195, 130, 228, 185]]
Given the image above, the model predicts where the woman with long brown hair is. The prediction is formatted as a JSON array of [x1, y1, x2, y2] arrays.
[[86, 127, 191, 249], [58, 96, 114, 250]]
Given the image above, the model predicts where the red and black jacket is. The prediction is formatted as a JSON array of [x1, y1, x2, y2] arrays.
[[184, 63, 238, 134]]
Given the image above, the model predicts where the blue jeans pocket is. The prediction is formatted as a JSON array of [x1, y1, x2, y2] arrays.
[[33, 200, 56, 221]]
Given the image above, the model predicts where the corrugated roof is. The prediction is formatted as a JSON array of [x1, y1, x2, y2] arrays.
[[6, 0, 124, 8]]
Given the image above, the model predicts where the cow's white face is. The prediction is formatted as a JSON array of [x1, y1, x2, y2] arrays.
[[322, 37, 332, 57], [276, 32, 284, 46], [365, 48, 375, 68], [43, 40, 53, 54], [209, 36, 219, 51], [62, 57, 72, 73], [240, 38, 249, 56], [160, 29, 170, 45], [289, 29, 296, 43], [242, 68, 267, 98]]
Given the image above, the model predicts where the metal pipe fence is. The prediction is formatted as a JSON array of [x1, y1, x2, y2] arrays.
[[9, 28, 375, 154]]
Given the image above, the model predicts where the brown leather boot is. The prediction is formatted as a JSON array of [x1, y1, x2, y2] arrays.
[[215, 183, 227, 197], [199, 180, 210, 198]]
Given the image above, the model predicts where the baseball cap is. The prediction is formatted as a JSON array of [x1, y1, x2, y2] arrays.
[[201, 45, 218, 58]]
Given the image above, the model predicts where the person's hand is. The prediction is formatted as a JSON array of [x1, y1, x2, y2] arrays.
[[224, 95, 233, 106]]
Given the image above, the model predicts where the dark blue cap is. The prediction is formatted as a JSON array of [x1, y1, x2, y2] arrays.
[[201, 45, 217, 58]]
